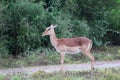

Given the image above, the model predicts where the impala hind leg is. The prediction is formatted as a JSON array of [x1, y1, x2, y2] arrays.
[[60, 53, 65, 71], [84, 51, 95, 70]]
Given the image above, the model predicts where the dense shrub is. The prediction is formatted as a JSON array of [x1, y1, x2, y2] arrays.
[[0, 0, 119, 56], [107, 7, 120, 45], [0, 0, 48, 55]]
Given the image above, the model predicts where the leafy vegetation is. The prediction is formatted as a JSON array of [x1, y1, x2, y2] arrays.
[[0, 46, 119, 68], [0, 0, 120, 56]]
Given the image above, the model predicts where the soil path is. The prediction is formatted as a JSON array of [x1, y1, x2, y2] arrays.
[[0, 60, 120, 75]]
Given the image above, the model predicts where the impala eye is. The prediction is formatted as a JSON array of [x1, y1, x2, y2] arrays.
[[48, 28, 51, 30]]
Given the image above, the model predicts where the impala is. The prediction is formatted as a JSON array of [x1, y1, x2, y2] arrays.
[[42, 24, 95, 70]]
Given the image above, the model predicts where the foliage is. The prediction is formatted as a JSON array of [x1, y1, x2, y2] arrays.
[[0, 0, 119, 56], [0, 0, 48, 55], [106, 7, 120, 44], [0, 46, 119, 68], [0, 38, 8, 58]]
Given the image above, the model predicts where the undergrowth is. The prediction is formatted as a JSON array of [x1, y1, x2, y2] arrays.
[[0, 46, 120, 68], [0, 68, 120, 80]]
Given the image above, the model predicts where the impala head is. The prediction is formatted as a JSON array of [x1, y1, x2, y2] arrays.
[[42, 24, 57, 37]]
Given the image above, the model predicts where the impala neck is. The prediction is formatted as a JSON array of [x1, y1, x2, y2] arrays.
[[49, 29, 58, 47]]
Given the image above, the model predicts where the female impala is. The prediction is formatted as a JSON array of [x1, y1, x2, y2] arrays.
[[42, 24, 95, 70]]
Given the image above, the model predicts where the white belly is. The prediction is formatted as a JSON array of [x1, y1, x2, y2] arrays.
[[56, 46, 81, 54], [65, 46, 81, 54]]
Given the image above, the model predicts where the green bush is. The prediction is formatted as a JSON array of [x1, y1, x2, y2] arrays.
[[0, 0, 119, 56], [0, 0, 48, 55], [106, 8, 120, 45], [0, 39, 8, 58]]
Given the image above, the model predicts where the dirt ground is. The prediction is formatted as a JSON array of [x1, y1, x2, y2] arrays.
[[0, 60, 120, 75]]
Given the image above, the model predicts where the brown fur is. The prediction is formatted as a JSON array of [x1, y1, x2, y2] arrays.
[[57, 37, 91, 47]]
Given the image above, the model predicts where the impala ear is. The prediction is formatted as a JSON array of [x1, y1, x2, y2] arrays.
[[53, 25, 57, 28], [50, 24, 57, 28]]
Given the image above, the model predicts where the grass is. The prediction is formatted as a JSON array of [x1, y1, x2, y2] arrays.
[[0, 67, 120, 80], [0, 46, 120, 68]]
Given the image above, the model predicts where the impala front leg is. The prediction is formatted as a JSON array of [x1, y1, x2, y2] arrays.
[[60, 53, 65, 71]]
